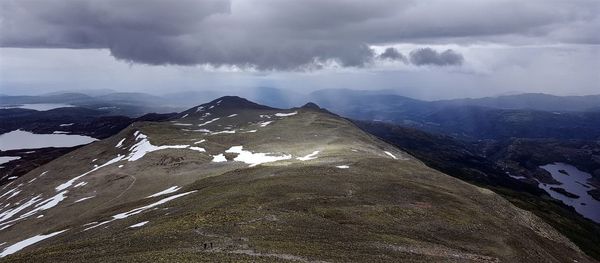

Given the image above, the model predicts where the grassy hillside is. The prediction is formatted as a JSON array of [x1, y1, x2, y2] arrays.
[[0, 97, 595, 262]]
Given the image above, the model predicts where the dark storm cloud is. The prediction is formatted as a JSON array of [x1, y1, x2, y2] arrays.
[[378, 48, 406, 62], [1, 0, 598, 70], [409, 48, 464, 66]]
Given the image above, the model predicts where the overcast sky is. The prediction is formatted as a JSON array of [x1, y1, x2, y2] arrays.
[[1, 0, 598, 99]]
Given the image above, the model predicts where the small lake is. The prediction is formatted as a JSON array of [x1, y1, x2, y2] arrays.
[[0, 103, 75, 111], [539, 162, 600, 223], [0, 156, 21, 165], [0, 130, 97, 151]]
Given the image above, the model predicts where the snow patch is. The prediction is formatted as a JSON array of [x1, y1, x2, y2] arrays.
[[336, 165, 350, 169], [0, 229, 68, 258], [85, 191, 196, 231], [59, 123, 74, 127], [129, 221, 149, 228], [56, 154, 124, 191], [115, 191, 196, 219], [210, 130, 236, 135], [384, 151, 398, 160], [0, 195, 41, 225], [55, 133, 207, 194], [189, 146, 206, 152], [198, 118, 220, 127], [127, 135, 188, 162], [115, 138, 126, 148], [275, 111, 297, 117], [194, 139, 206, 144], [147, 186, 181, 198], [259, 121, 273, 127], [173, 123, 193, 126], [0, 191, 68, 227], [4, 190, 21, 200], [225, 146, 291, 167], [23, 191, 67, 216], [297, 151, 319, 161], [212, 154, 227, 163], [0, 186, 22, 199], [227, 114, 238, 117], [74, 196, 95, 203]]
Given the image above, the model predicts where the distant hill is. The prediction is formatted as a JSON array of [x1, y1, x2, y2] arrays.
[[0, 92, 183, 117], [437, 93, 600, 112], [306, 90, 600, 140], [3, 89, 600, 140]]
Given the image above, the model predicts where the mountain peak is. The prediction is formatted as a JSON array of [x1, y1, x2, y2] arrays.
[[177, 96, 276, 119], [300, 102, 321, 110], [205, 96, 275, 110]]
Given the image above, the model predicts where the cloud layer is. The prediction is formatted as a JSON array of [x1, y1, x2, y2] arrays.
[[1, 0, 598, 70], [409, 48, 464, 66]]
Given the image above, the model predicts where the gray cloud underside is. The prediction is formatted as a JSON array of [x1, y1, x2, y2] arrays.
[[377, 47, 463, 66], [1, 0, 598, 70], [409, 48, 464, 66], [378, 47, 407, 62]]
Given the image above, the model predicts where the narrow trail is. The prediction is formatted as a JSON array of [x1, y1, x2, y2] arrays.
[[107, 174, 137, 204], [79, 174, 137, 219]]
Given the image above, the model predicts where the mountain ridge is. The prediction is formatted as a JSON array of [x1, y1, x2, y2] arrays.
[[0, 96, 595, 262]]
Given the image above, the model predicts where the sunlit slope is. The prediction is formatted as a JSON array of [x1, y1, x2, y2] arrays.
[[0, 97, 594, 262]]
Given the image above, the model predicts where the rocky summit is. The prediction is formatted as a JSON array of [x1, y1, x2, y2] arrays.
[[0, 97, 594, 262]]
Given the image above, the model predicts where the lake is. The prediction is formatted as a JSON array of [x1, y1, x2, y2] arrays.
[[0, 103, 75, 111], [0, 130, 97, 151], [0, 156, 21, 165], [538, 162, 600, 223]]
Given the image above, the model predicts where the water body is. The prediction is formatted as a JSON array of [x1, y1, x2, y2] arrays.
[[0, 130, 97, 151], [539, 162, 600, 223], [0, 156, 21, 165], [0, 103, 74, 111]]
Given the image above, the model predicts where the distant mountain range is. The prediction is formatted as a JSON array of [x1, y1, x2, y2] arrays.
[[0, 92, 181, 117], [3, 89, 599, 140], [436, 93, 600, 112], [307, 90, 600, 112], [304, 90, 600, 140]]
